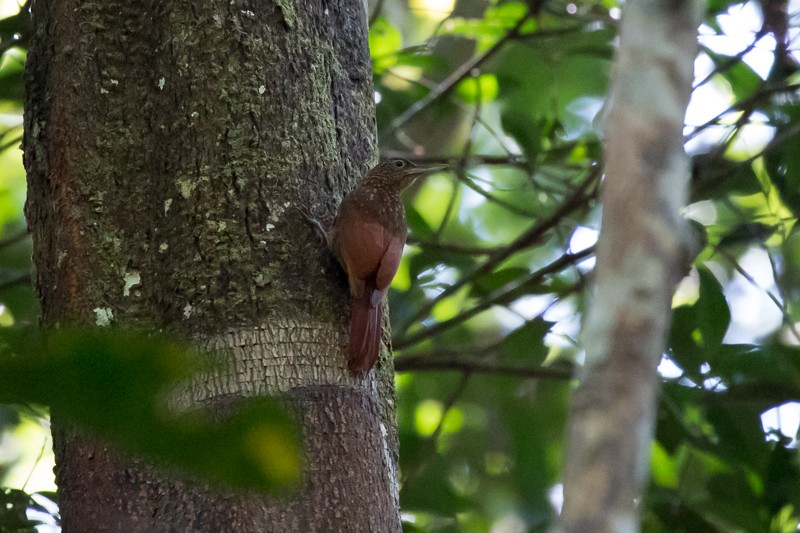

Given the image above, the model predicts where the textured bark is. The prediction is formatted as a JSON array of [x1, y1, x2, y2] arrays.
[[555, 0, 700, 531], [24, 1, 400, 531]]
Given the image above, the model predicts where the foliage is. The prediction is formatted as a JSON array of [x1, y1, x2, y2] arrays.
[[1, 0, 799, 531], [0, 328, 302, 492], [371, 0, 800, 531]]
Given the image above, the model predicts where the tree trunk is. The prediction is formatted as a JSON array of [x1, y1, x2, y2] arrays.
[[555, 0, 699, 531], [23, 1, 400, 531]]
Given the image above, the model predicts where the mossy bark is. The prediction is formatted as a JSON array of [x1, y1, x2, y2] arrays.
[[24, 1, 400, 531]]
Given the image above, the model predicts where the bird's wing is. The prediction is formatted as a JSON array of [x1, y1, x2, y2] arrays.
[[375, 231, 404, 293], [337, 213, 390, 296]]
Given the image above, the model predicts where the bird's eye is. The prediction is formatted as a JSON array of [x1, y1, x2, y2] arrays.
[[393, 160, 406, 168]]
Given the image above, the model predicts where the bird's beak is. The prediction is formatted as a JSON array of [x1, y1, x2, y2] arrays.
[[407, 164, 448, 176]]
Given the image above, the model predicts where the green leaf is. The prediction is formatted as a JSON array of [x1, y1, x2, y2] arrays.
[[695, 266, 731, 353], [501, 112, 546, 161], [0, 327, 302, 494], [712, 344, 800, 387], [651, 441, 679, 489], [724, 61, 763, 101], [667, 305, 703, 377], [400, 454, 472, 514], [704, 398, 770, 472], [501, 381, 567, 522], [440, 2, 533, 52], [406, 205, 436, 240], [494, 32, 612, 152], [495, 42, 554, 122], [717, 222, 778, 248], [499, 318, 552, 363], [691, 156, 763, 200], [369, 17, 402, 73], [470, 267, 529, 297], [667, 267, 731, 375], [455, 73, 499, 104], [703, 50, 763, 102]]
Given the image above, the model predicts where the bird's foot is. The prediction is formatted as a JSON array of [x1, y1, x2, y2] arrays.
[[295, 205, 331, 248]]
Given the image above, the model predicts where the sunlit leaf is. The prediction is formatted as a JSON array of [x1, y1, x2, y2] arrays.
[[369, 17, 402, 73], [455, 73, 499, 104], [499, 318, 552, 363], [651, 441, 679, 489]]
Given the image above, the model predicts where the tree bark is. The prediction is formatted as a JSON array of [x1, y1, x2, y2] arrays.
[[23, 1, 400, 531], [555, 0, 699, 531]]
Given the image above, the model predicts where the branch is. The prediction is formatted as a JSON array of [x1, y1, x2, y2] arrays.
[[382, 152, 529, 167], [555, 0, 699, 528], [690, 116, 800, 200], [397, 167, 599, 336], [393, 248, 591, 349], [405, 235, 506, 255], [693, 37, 764, 90], [457, 170, 539, 218], [368, 0, 384, 27], [717, 248, 800, 344], [686, 82, 800, 141], [381, 10, 530, 138], [380, 64, 520, 157], [394, 355, 573, 379]]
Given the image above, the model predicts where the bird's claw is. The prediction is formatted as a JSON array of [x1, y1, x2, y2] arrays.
[[296, 205, 331, 247]]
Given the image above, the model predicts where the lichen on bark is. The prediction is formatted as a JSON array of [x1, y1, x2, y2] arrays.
[[24, 0, 400, 530]]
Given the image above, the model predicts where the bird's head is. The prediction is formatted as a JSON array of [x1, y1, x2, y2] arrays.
[[365, 159, 447, 191]]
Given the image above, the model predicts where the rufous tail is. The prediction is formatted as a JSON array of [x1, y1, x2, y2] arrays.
[[348, 287, 383, 373]]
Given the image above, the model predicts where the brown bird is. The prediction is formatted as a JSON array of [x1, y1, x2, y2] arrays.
[[325, 159, 446, 372]]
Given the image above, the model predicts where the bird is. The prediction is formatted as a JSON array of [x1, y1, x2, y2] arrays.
[[323, 158, 446, 373]]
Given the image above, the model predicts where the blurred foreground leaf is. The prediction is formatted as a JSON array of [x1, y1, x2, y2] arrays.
[[0, 327, 302, 494]]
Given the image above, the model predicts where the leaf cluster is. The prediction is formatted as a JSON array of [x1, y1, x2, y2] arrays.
[[369, 0, 800, 530]]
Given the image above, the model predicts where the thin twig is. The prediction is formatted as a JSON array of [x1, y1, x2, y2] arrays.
[[717, 248, 800, 343], [690, 119, 800, 199], [21, 434, 49, 492], [382, 152, 528, 167], [382, 10, 530, 137], [687, 83, 800, 141], [693, 37, 765, 90], [428, 372, 471, 444], [397, 167, 599, 335], [432, 73, 484, 239], [0, 134, 22, 153], [395, 355, 573, 379], [0, 230, 27, 250], [368, 0, 384, 27], [458, 170, 539, 218], [394, 248, 592, 348], [405, 235, 506, 255], [380, 69, 519, 157]]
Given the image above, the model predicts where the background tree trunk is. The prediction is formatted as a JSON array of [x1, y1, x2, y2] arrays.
[[23, 1, 400, 531], [555, 0, 699, 531]]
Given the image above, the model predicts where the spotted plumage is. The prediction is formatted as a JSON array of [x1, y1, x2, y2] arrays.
[[329, 159, 446, 372]]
